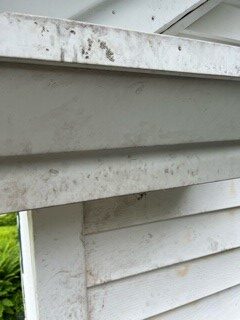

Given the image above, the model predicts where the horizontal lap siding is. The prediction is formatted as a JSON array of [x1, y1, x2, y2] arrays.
[[84, 179, 240, 319], [84, 179, 240, 234], [88, 249, 240, 320], [150, 284, 240, 320], [85, 207, 240, 286]]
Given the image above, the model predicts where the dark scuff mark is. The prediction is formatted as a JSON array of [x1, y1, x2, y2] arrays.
[[99, 41, 115, 62], [137, 192, 146, 200], [73, 46, 78, 62], [49, 168, 59, 175], [87, 38, 93, 51], [60, 48, 65, 61]]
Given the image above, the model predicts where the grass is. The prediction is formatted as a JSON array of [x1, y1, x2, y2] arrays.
[[0, 226, 18, 245], [0, 213, 24, 319]]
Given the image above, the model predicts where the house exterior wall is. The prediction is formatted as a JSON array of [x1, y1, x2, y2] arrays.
[[20, 178, 240, 319], [4, 7, 240, 320]]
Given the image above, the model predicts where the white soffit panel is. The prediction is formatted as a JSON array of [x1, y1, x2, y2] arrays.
[[71, 0, 209, 33], [174, 1, 240, 46], [0, 0, 211, 33], [0, 0, 101, 20]]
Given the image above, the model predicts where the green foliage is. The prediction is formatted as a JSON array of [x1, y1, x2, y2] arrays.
[[0, 214, 17, 227], [0, 213, 24, 319], [0, 227, 18, 247]]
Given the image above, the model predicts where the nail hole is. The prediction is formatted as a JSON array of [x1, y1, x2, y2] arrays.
[[178, 46, 182, 51], [151, 16, 155, 21], [112, 10, 116, 14]]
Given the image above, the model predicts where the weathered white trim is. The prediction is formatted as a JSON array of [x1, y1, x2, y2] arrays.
[[29, 204, 88, 320], [225, 0, 240, 8], [179, 29, 240, 47], [1, 143, 240, 213], [1, 63, 240, 158], [19, 211, 39, 320], [0, 12, 240, 79], [176, 2, 240, 47], [163, 0, 222, 36]]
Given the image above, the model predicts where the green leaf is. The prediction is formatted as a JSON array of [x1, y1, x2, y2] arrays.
[[0, 214, 24, 318], [2, 298, 13, 307], [0, 302, 3, 317], [4, 306, 14, 314]]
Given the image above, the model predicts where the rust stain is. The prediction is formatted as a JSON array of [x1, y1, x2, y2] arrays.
[[176, 264, 189, 277]]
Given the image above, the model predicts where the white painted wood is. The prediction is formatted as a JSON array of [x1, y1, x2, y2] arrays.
[[88, 248, 240, 320], [150, 284, 240, 320], [31, 204, 88, 320], [0, 0, 101, 20], [8, 4, 240, 320], [1, 12, 240, 80], [0, 0, 209, 34], [164, 0, 222, 36], [2, 144, 240, 214], [72, 0, 208, 33], [179, 29, 240, 47], [1, 65, 240, 158], [19, 211, 39, 320], [186, 2, 240, 40], [178, 2, 240, 46], [85, 207, 240, 286], [226, 0, 240, 8], [84, 178, 240, 234]]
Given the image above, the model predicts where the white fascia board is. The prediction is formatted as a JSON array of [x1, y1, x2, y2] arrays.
[[1, 143, 240, 213], [0, 12, 240, 80]]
